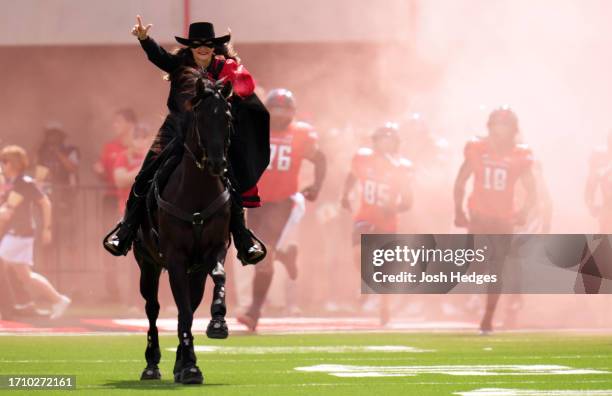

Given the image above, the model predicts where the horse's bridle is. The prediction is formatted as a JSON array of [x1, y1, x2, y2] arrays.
[[155, 84, 233, 273], [183, 106, 208, 170], [183, 87, 232, 172]]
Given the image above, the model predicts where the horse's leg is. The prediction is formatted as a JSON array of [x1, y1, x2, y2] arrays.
[[188, 261, 208, 313], [134, 244, 162, 380], [206, 248, 228, 339], [166, 252, 203, 384]]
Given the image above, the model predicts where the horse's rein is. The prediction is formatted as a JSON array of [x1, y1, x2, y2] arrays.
[[183, 90, 231, 172], [184, 106, 207, 170]]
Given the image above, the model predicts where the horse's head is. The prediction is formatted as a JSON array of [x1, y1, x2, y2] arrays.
[[184, 72, 232, 177]]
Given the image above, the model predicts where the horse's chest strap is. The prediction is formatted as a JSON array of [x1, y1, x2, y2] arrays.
[[155, 183, 230, 273], [155, 183, 230, 225]]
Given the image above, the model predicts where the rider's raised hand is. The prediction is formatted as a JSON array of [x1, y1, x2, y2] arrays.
[[131, 15, 152, 40]]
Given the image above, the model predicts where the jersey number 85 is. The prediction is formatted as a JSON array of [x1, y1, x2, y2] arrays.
[[363, 180, 391, 206]]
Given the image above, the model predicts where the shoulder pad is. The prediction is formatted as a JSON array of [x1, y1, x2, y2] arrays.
[[292, 121, 314, 131], [464, 136, 485, 155], [306, 130, 319, 141], [465, 136, 485, 148], [515, 143, 533, 156], [516, 142, 530, 150]]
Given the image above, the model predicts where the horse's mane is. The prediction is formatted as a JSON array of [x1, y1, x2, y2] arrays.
[[174, 67, 216, 97], [170, 67, 230, 139]]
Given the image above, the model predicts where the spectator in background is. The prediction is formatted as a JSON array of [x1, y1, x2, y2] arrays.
[[94, 108, 137, 304], [35, 123, 80, 264], [113, 124, 152, 214], [36, 123, 79, 187], [0, 145, 71, 319], [94, 109, 137, 198]]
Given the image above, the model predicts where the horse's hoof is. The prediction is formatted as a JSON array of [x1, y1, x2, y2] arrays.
[[206, 318, 228, 339], [179, 365, 204, 385], [140, 366, 161, 380]]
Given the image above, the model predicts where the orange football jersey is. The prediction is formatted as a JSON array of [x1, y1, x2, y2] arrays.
[[465, 137, 533, 220], [258, 121, 318, 203], [351, 148, 412, 232]]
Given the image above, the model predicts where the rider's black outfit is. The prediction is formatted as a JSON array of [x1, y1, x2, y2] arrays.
[[103, 35, 270, 264]]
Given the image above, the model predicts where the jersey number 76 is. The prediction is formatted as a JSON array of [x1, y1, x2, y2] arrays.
[[268, 144, 292, 171]]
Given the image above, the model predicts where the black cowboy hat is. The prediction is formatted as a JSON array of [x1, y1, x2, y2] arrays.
[[175, 22, 231, 47]]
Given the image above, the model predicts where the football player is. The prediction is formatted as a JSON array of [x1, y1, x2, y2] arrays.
[[454, 107, 537, 334], [237, 89, 326, 331], [341, 123, 413, 324], [585, 130, 612, 232]]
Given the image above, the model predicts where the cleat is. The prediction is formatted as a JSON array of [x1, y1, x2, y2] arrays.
[[236, 313, 258, 332], [50, 295, 71, 320], [479, 321, 494, 336]]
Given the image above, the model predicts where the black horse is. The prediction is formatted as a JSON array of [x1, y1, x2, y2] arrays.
[[133, 69, 233, 385]]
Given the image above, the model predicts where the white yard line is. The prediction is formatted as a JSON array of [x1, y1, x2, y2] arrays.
[[455, 389, 612, 396], [162, 345, 434, 354], [295, 364, 609, 377]]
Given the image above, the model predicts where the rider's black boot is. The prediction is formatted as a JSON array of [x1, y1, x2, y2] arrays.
[[103, 187, 146, 257], [230, 198, 266, 265]]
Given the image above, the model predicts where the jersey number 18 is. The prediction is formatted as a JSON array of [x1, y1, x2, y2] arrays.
[[483, 166, 507, 191]]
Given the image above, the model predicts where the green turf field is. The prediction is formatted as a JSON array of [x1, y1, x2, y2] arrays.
[[0, 332, 611, 395]]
